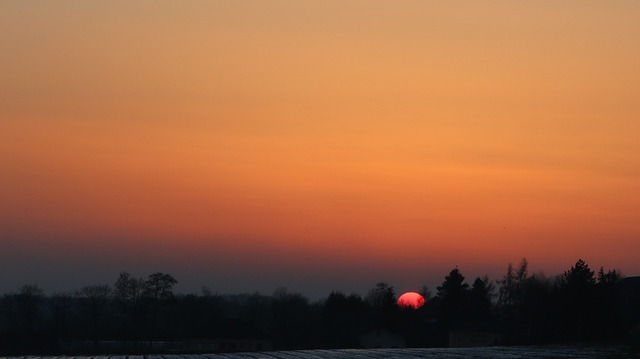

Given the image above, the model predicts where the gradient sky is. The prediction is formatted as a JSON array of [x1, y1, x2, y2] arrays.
[[1, 1, 639, 299]]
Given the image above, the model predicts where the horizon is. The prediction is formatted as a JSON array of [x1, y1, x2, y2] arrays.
[[2, 2, 639, 301], [0, 257, 631, 301]]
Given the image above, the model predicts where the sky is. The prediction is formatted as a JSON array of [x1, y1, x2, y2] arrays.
[[1, 1, 639, 299]]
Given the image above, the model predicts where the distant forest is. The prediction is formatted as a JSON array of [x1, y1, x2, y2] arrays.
[[1, 258, 639, 355]]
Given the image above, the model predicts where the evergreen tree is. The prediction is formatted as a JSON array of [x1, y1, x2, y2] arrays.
[[437, 267, 469, 323], [563, 259, 595, 289], [468, 276, 493, 320], [560, 259, 597, 340]]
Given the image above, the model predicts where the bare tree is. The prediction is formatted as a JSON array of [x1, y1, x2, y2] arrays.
[[114, 272, 146, 344], [50, 292, 73, 340], [17, 284, 45, 335], [145, 272, 177, 341], [76, 284, 112, 346]]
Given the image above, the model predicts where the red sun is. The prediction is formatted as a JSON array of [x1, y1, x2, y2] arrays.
[[397, 292, 425, 309]]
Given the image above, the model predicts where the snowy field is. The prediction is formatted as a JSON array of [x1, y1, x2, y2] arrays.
[[1, 346, 635, 359]]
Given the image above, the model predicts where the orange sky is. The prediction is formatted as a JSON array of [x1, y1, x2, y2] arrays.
[[1, 1, 639, 297]]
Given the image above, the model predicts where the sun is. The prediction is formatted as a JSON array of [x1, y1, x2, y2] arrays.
[[397, 292, 425, 309]]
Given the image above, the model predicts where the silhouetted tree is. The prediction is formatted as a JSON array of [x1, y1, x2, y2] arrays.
[[366, 282, 396, 311], [520, 273, 555, 343], [16, 284, 45, 336], [467, 276, 494, 320], [617, 276, 640, 341], [435, 268, 471, 346], [323, 291, 367, 348], [366, 282, 397, 329], [49, 292, 73, 342], [272, 287, 312, 349], [564, 259, 595, 289], [1, 292, 19, 351], [145, 272, 178, 303], [437, 268, 469, 321], [438, 268, 469, 299], [0, 285, 47, 354], [76, 284, 112, 347], [237, 292, 273, 334], [114, 272, 146, 344], [1, 261, 638, 354], [145, 272, 177, 340], [498, 258, 528, 309], [559, 259, 597, 340], [498, 262, 515, 307], [594, 267, 624, 339], [597, 267, 622, 287], [497, 259, 560, 344]]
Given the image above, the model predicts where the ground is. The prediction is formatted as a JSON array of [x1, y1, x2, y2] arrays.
[[2, 346, 636, 359]]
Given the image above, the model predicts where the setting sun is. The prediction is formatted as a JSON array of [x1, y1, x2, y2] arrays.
[[397, 292, 425, 309]]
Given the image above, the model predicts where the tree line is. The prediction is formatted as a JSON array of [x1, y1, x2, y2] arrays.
[[1, 259, 638, 355]]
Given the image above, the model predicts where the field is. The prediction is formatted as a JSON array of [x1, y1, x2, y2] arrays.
[[2, 346, 635, 359]]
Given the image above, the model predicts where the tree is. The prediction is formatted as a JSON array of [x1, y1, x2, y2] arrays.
[[323, 291, 368, 347], [563, 259, 595, 289], [436, 267, 469, 325], [16, 284, 45, 335], [468, 276, 494, 320], [145, 272, 178, 303], [366, 282, 396, 311], [0, 285, 46, 354], [559, 259, 597, 340], [498, 258, 528, 308], [595, 267, 624, 339], [437, 267, 469, 302], [271, 287, 313, 349], [366, 282, 397, 329], [114, 272, 147, 348], [498, 262, 515, 307], [145, 272, 177, 340], [75, 284, 112, 345], [50, 292, 73, 341], [597, 267, 622, 287], [114, 272, 146, 309], [516, 258, 528, 282]]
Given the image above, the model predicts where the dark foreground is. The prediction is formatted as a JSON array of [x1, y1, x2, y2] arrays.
[[2, 346, 637, 359]]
